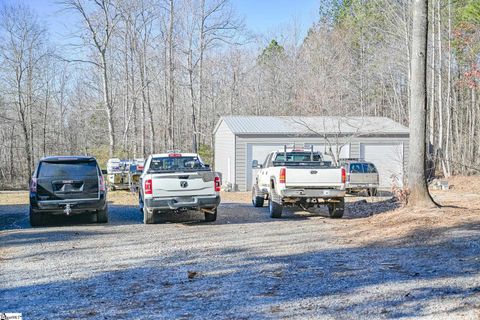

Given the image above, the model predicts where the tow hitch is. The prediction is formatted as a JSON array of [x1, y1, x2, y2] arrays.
[[64, 203, 72, 215]]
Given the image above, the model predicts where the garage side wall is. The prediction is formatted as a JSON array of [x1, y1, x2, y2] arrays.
[[214, 121, 236, 189]]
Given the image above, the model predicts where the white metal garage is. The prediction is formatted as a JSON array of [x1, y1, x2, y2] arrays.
[[213, 116, 409, 191], [360, 143, 404, 188]]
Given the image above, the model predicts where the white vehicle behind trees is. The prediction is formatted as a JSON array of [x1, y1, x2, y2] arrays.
[[252, 146, 346, 218], [139, 152, 221, 224]]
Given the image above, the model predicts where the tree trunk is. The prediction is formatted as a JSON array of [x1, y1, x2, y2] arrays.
[[167, 0, 175, 149], [408, 0, 437, 208], [101, 54, 116, 158]]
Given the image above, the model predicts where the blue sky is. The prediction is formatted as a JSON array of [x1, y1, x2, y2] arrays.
[[233, 0, 319, 35], [23, 0, 320, 43]]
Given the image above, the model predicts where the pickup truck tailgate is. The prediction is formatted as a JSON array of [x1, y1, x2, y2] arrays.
[[152, 172, 215, 197], [285, 167, 344, 188]]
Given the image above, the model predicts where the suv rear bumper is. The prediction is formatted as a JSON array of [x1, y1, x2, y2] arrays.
[[30, 193, 107, 215], [144, 195, 220, 213], [281, 189, 345, 198]]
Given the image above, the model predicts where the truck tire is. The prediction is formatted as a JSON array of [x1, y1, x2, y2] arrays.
[[97, 207, 109, 223], [29, 208, 45, 227], [328, 198, 345, 219], [204, 208, 217, 222], [252, 186, 264, 207], [143, 207, 155, 224], [367, 188, 378, 197], [269, 189, 283, 218]]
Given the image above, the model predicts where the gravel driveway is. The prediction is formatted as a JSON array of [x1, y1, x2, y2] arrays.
[[1, 193, 480, 319]]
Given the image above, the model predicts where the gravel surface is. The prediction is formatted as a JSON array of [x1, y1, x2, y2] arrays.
[[1, 191, 480, 319]]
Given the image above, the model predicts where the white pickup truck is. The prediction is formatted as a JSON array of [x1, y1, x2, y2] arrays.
[[139, 152, 221, 224], [252, 148, 346, 218]]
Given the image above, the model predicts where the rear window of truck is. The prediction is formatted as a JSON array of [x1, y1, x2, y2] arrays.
[[149, 157, 205, 172], [349, 163, 377, 173], [274, 152, 322, 162], [38, 161, 98, 178]]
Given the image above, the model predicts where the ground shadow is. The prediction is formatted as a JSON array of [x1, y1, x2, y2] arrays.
[[1, 221, 479, 319]]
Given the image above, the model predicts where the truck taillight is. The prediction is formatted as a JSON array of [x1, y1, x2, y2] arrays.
[[144, 179, 153, 195], [341, 167, 346, 184], [279, 168, 286, 184], [214, 176, 221, 192], [30, 177, 37, 194], [99, 176, 106, 192]]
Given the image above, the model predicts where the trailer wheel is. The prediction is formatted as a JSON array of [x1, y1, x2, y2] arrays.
[[143, 207, 155, 224], [269, 188, 283, 218], [252, 186, 264, 207], [328, 198, 345, 219]]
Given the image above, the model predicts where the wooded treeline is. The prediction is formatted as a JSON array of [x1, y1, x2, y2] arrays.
[[0, 0, 478, 187]]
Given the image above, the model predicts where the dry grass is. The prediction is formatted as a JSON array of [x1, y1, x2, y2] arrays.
[[343, 176, 480, 245], [0, 191, 29, 205]]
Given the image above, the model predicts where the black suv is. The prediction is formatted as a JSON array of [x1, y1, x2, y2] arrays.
[[29, 156, 108, 226]]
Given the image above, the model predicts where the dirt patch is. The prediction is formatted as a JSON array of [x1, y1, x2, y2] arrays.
[[447, 175, 480, 194], [107, 191, 138, 206], [220, 191, 251, 203], [342, 189, 480, 246], [0, 191, 29, 205]]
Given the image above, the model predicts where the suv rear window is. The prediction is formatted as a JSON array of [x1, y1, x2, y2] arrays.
[[149, 156, 205, 172], [38, 161, 98, 178]]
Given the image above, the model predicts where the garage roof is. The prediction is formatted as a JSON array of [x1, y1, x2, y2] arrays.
[[215, 116, 409, 135]]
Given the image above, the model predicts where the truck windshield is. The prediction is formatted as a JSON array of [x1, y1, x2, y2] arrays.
[[38, 161, 98, 178], [149, 156, 205, 172], [275, 152, 322, 162]]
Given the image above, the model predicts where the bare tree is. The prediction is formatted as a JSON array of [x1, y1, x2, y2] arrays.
[[62, 0, 120, 157], [0, 3, 48, 179]]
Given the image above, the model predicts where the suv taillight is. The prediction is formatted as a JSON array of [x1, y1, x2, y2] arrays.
[[99, 175, 106, 192], [214, 176, 221, 192], [30, 177, 37, 194], [279, 168, 286, 184], [341, 167, 346, 184], [145, 179, 153, 195]]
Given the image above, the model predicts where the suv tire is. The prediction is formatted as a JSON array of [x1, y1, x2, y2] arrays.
[[97, 207, 109, 223], [29, 208, 45, 227]]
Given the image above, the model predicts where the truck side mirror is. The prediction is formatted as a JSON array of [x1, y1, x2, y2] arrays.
[[252, 160, 262, 169], [204, 164, 210, 169]]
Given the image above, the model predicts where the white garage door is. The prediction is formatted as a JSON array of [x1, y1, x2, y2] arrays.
[[246, 143, 350, 191], [360, 143, 404, 188]]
